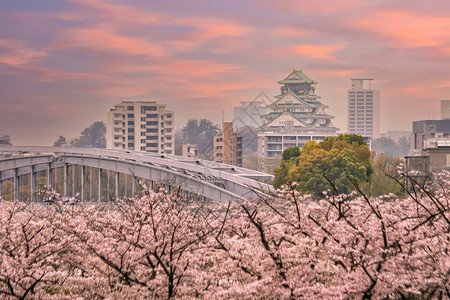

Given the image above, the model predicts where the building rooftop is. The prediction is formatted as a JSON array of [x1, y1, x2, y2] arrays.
[[278, 69, 317, 84]]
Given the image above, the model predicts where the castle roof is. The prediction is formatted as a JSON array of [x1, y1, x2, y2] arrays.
[[277, 69, 317, 84]]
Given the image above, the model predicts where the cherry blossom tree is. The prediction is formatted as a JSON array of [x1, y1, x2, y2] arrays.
[[0, 171, 448, 299]]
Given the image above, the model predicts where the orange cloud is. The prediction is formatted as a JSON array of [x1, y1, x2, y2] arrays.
[[351, 10, 450, 49], [56, 27, 167, 57], [274, 27, 309, 38], [291, 44, 343, 60]]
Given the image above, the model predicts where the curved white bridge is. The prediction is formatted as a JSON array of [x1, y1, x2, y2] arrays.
[[0, 146, 275, 202]]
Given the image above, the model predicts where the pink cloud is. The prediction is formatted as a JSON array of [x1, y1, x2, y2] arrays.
[[273, 27, 310, 38], [56, 27, 168, 57], [258, 0, 363, 15], [290, 44, 343, 60], [0, 39, 47, 66]]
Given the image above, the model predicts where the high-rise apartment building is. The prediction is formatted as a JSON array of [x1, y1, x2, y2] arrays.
[[213, 122, 242, 166], [347, 78, 380, 139], [106, 101, 174, 154], [258, 69, 339, 158]]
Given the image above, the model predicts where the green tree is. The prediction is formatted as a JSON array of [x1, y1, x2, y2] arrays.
[[274, 135, 372, 196], [71, 121, 106, 148], [274, 146, 300, 189]]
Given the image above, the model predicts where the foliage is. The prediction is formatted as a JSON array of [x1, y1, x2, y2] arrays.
[[53, 135, 67, 147], [274, 135, 372, 195], [367, 153, 404, 196], [0, 173, 449, 299], [71, 121, 106, 148], [371, 136, 411, 157], [281, 145, 300, 161], [336, 133, 366, 146], [53, 121, 106, 149], [274, 146, 300, 189], [177, 118, 219, 154]]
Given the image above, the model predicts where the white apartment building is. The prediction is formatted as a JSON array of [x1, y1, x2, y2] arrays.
[[106, 101, 174, 154], [347, 78, 380, 139]]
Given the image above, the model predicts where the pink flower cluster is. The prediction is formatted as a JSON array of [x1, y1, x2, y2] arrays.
[[0, 178, 448, 299]]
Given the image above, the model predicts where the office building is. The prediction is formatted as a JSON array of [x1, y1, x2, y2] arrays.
[[106, 101, 174, 154], [214, 122, 242, 166], [258, 69, 339, 158], [347, 78, 380, 138]]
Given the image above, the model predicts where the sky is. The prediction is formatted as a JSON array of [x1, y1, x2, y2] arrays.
[[1, 0, 450, 146]]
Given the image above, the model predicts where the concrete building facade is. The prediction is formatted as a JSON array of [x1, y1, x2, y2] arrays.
[[175, 144, 198, 158], [258, 69, 339, 158], [106, 101, 174, 154], [214, 122, 242, 166], [412, 120, 450, 155], [347, 78, 380, 139]]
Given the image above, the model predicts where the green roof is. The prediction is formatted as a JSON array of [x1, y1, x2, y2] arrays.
[[278, 69, 317, 84]]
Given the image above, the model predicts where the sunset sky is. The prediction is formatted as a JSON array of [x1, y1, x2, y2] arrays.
[[1, 0, 450, 145]]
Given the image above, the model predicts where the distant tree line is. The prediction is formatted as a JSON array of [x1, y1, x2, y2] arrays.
[[53, 121, 106, 148]]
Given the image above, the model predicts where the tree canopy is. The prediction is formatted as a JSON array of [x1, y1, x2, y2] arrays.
[[53, 121, 106, 148], [274, 134, 372, 195], [178, 118, 220, 154]]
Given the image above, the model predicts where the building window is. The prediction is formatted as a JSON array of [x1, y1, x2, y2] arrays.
[[128, 128, 134, 133], [128, 121, 134, 125], [146, 114, 158, 118], [146, 121, 158, 125], [127, 114, 134, 118], [127, 106, 134, 111], [128, 135, 134, 140], [141, 106, 157, 113]]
